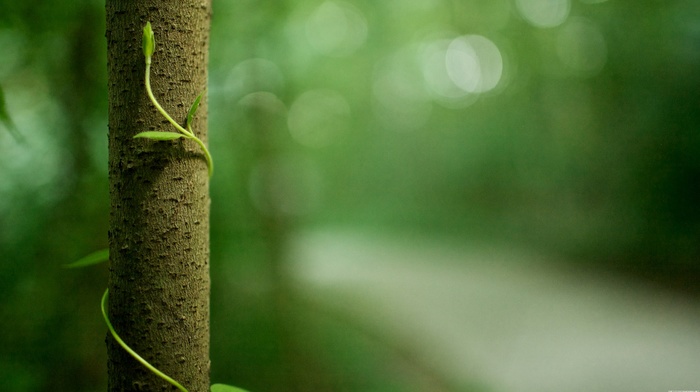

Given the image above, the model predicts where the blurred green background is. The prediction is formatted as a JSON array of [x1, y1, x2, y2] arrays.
[[2, 0, 700, 391]]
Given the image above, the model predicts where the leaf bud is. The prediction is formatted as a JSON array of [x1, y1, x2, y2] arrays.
[[142, 21, 155, 59]]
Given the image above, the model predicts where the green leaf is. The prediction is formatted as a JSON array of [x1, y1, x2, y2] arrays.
[[64, 249, 109, 268], [211, 384, 251, 392], [0, 84, 21, 142], [133, 131, 185, 141], [143, 21, 155, 58], [186, 92, 203, 128]]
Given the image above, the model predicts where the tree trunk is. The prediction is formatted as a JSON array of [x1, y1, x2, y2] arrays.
[[106, 1, 211, 391]]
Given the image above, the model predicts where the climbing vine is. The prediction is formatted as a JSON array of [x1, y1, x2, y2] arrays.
[[135, 21, 213, 177], [66, 22, 245, 392]]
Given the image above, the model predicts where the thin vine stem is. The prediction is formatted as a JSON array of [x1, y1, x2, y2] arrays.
[[145, 60, 194, 138], [101, 289, 189, 392], [190, 131, 214, 176]]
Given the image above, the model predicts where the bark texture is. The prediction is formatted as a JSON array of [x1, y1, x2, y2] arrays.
[[106, 1, 211, 391]]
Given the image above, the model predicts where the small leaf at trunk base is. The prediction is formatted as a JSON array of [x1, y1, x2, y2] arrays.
[[133, 131, 185, 141]]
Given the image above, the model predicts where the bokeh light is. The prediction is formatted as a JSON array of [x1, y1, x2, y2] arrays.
[[420, 34, 504, 106], [515, 0, 571, 28], [238, 91, 288, 118], [223, 58, 285, 100], [556, 18, 607, 78], [372, 46, 432, 132], [305, 0, 368, 57], [0, 77, 70, 242], [288, 89, 351, 147], [447, 35, 503, 94]]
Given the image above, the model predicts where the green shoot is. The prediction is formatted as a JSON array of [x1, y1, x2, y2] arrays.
[[142, 21, 155, 59], [137, 22, 213, 177]]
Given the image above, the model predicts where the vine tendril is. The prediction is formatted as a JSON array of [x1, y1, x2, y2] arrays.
[[102, 288, 189, 392]]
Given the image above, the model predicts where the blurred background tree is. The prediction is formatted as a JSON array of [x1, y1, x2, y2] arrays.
[[1, 0, 699, 391]]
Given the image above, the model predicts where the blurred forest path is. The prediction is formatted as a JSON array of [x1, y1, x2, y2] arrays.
[[288, 230, 700, 392]]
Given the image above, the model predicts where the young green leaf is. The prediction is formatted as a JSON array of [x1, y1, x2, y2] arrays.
[[64, 249, 109, 268], [133, 131, 185, 141], [142, 21, 155, 59], [186, 92, 203, 128], [211, 384, 251, 392]]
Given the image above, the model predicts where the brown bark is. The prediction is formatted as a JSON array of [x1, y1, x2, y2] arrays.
[[106, 1, 211, 391]]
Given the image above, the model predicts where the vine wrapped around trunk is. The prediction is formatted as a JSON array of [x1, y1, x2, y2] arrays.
[[106, 1, 212, 390]]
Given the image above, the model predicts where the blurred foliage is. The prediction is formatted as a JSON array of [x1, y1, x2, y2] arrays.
[[1, 0, 700, 391]]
